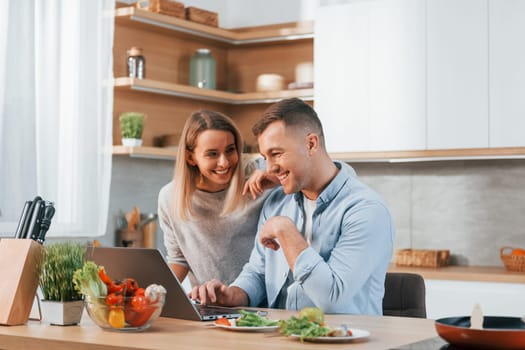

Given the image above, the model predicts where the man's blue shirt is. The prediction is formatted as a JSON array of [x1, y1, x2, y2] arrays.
[[231, 161, 395, 315]]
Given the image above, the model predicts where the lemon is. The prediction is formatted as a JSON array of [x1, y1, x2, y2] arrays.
[[299, 307, 324, 324]]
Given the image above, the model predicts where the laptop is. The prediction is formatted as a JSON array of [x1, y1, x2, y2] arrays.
[[85, 247, 263, 321]]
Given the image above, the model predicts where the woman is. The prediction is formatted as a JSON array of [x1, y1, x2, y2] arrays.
[[158, 110, 274, 287]]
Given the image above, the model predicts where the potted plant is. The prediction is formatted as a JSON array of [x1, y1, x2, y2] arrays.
[[119, 112, 145, 147], [39, 241, 86, 325]]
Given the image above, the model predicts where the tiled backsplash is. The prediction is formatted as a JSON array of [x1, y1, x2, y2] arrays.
[[96, 157, 525, 267], [352, 159, 525, 266]]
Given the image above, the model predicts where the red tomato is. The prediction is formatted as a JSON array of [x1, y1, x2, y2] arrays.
[[124, 278, 139, 296], [106, 292, 124, 306], [125, 296, 155, 328], [125, 306, 155, 327], [134, 287, 145, 296], [108, 281, 125, 294], [131, 295, 148, 312]]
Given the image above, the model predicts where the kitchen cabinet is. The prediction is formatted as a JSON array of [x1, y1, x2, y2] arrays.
[[315, 0, 426, 153], [489, 0, 525, 147], [112, 7, 314, 159], [426, 0, 488, 149], [389, 265, 525, 319], [425, 279, 525, 319], [315, 0, 525, 161]]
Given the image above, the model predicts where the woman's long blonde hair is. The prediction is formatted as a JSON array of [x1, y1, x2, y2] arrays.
[[172, 110, 245, 221]]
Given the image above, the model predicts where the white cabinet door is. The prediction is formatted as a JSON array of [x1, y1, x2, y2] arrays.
[[315, 2, 371, 152], [426, 0, 489, 149], [489, 0, 525, 147], [425, 279, 525, 320], [315, 0, 426, 153], [369, 0, 426, 151]]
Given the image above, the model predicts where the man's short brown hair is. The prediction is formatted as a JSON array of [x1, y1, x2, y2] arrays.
[[252, 98, 325, 146]]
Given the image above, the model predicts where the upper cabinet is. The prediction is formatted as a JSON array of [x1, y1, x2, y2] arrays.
[[316, 0, 426, 153], [316, 0, 525, 159], [112, 7, 314, 158], [489, 0, 525, 147], [426, 0, 488, 149]]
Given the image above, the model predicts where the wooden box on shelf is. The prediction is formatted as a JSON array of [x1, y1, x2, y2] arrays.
[[137, 0, 185, 19], [395, 249, 450, 268], [186, 6, 218, 27]]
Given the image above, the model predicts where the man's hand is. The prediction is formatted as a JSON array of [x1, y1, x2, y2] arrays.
[[259, 216, 309, 270], [243, 169, 280, 199], [189, 279, 248, 306]]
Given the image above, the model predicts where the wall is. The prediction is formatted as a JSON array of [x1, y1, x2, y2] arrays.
[[75, 157, 525, 267], [352, 159, 525, 266]]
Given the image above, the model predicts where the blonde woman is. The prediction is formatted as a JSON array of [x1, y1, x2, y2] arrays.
[[158, 110, 274, 287]]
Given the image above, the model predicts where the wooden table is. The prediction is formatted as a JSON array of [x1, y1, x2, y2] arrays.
[[0, 309, 439, 350]]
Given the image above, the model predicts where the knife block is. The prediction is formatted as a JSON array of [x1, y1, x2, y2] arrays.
[[0, 239, 44, 325]]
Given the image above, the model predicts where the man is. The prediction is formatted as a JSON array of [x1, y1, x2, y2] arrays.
[[190, 98, 395, 315]]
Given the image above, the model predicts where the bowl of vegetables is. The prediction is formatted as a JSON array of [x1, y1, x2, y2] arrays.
[[73, 261, 166, 332]]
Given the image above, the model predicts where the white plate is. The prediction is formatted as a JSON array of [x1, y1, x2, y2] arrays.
[[291, 328, 370, 343], [214, 323, 279, 332]]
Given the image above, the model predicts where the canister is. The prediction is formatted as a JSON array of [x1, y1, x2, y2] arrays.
[[189, 48, 216, 89], [127, 47, 145, 79]]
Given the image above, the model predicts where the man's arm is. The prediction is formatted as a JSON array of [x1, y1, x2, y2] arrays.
[[259, 216, 308, 270], [294, 202, 394, 313]]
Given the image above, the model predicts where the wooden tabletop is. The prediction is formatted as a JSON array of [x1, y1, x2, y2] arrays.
[[0, 309, 438, 350], [388, 264, 525, 284]]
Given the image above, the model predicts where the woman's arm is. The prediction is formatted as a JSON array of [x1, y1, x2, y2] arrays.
[[170, 263, 189, 283]]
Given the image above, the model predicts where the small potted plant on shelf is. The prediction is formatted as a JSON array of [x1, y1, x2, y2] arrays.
[[119, 112, 145, 147], [39, 241, 86, 326]]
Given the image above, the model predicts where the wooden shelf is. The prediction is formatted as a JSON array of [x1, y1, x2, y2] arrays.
[[115, 7, 314, 45], [331, 147, 525, 163], [112, 146, 264, 161], [113, 145, 177, 160], [113, 146, 525, 161], [114, 77, 314, 104]]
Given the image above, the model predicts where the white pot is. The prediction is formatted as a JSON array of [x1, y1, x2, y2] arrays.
[[122, 138, 143, 147], [41, 300, 84, 326]]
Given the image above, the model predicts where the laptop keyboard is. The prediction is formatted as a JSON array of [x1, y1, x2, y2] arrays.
[[197, 305, 240, 316]]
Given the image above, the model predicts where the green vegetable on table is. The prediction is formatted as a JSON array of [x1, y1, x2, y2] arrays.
[[236, 310, 278, 327], [72, 261, 109, 325], [72, 261, 108, 298], [279, 316, 331, 340]]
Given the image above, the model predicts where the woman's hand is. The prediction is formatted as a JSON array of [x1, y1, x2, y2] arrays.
[[243, 169, 280, 199]]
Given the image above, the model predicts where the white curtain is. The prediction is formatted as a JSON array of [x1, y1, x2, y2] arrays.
[[0, 0, 114, 237]]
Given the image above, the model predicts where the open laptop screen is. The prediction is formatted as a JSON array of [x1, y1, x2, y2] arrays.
[[85, 247, 253, 321]]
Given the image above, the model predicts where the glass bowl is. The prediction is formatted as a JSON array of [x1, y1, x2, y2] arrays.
[[84, 294, 164, 332]]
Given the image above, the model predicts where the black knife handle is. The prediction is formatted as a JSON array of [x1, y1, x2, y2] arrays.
[[37, 202, 55, 244], [27, 199, 45, 241], [14, 201, 32, 238], [20, 196, 42, 239]]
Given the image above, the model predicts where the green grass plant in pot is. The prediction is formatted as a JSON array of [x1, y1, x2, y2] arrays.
[[119, 112, 145, 147], [39, 241, 86, 325]]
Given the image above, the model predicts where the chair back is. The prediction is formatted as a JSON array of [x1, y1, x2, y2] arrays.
[[382, 272, 426, 318]]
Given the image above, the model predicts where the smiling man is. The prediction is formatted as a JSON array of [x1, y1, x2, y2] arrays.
[[190, 98, 395, 315]]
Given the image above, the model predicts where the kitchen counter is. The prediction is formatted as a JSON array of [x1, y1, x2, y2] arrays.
[[388, 264, 525, 284], [0, 309, 438, 350]]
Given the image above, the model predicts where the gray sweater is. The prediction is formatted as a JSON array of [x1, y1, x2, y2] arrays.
[[158, 182, 268, 287]]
